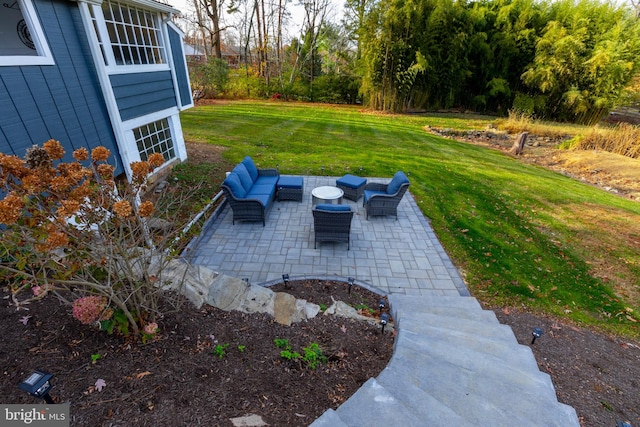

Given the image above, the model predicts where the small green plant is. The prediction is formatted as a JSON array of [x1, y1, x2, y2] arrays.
[[280, 349, 302, 361], [90, 353, 101, 364], [237, 345, 246, 352], [302, 343, 327, 369], [99, 309, 130, 337], [213, 343, 229, 359], [274, 338, 290, 349], [353, 303, 375, 315], [275, 338, 326, 369], [318, 303, 328, 312]]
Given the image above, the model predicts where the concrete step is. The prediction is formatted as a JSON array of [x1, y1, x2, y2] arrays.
[[395, 330, 557, 397], [308, 409, 347, 427], [396, 325, 544, 378], [315, 378, 425, 426], [389, 294, 483, 312], [375, 368, 475, 426], [395, 310, 517, 343], [388, 345, 576, 426]]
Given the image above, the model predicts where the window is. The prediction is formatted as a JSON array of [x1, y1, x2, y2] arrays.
[[101, 0, 165, 66], [0, 0, 54, 66], [134, 118, 174, 162]]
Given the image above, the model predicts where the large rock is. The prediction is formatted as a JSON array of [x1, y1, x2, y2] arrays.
[[207, 275, 250, 311], [239, 284, 276, 314], [273, 292, 298, 326], [157, 260, 218, 308]]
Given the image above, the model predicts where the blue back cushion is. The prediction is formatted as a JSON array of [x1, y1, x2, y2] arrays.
[[387, 171, 409, 194], [223, 173, 247, 198], [316, 204, 351, 212], [241, 156, 259, 181], [233, 163, 254, 192]]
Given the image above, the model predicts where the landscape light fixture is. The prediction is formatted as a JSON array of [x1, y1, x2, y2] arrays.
[[321, 166, 325, 175], [378, 299, 387, 311], [347, 277, 355, 294], [19, 370, 54, 404], [531, 327, 543, 345], [282, 274, 290, 286], [380, 312, 390, 334]]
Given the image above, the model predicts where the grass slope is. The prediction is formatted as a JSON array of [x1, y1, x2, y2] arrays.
[[181, 101, 640, 338]]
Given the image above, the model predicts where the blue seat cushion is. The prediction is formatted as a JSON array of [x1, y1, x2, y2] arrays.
[[255, 175, 279, 187], [247, 183, 275, 196], [387, 171, 410, 194], [364, 189, 385, 204], [278, 175, 303, 189], [336, 174, 367, 189], [233, 163, 254, 192], [315, 204, 351, 212], [241, 156, 259, 181], [244, 192, 272, 207], [223, 173, 247, 198]]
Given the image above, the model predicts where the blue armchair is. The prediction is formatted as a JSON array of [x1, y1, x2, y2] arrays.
[[312, 204, 355, 250], [363, 171, 410, 220]]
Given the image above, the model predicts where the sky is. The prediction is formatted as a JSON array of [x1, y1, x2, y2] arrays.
[[169, 0, 344, 40]]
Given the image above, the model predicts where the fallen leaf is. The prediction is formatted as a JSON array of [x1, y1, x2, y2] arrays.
[[340, 325, 347, 333], [502, 308, 510, 315], [95, 378, 106, 392], [135, 371, 152, 380], [19, 315, 32, 325]]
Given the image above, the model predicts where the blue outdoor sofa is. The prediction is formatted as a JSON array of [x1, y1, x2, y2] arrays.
[[221, 156, 279, 226]]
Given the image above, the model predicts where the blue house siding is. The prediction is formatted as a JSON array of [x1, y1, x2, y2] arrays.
[[0, 0, 122, 174], [167, 26, 192, 108], [110, 71, 178, 122]]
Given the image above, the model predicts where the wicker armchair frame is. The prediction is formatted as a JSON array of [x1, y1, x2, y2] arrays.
[[221, 168, 279, 226], [312, 207, 355, 250], [363, 181, 410, 220]]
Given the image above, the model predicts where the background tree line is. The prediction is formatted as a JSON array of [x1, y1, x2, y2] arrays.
[[179, 0, 640, 124]]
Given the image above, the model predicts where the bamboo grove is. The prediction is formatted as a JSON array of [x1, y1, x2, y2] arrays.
[[356, 0, 640, 123]]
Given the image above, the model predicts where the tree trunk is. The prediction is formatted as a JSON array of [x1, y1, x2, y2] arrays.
[[510, 132, 529, 155]]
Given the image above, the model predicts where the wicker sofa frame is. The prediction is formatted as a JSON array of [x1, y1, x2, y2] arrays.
[[221, 158, 279, 226], [312, 206, 355, 250], [363, 173, 410, 220]]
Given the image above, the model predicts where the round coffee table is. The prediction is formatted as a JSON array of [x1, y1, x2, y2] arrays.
[[311, 186, 344, 205]]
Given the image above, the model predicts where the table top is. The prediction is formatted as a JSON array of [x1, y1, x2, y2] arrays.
[[311, 186, 344, 200]]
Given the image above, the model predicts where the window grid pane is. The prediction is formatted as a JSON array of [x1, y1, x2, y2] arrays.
[[134, 119, 174, 163], [102, 0, 165, 66]]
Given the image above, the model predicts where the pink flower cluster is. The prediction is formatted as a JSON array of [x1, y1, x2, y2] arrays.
[[143, 322, 159, 335], [72, 296, 108, 325]]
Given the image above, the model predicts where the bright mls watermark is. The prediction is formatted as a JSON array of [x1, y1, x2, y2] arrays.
[[1, 404, 69, 426]]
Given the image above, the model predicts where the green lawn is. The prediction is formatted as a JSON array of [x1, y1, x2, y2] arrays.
[[181, 101, 640, 338]]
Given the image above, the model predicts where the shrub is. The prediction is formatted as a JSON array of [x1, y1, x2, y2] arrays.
[[0, 141, 189, 337]]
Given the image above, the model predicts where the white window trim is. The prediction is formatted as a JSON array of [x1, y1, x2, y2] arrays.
[[0, 0, 55, 66], [95, 0, 170, 73], [122, 107, 187, 166]]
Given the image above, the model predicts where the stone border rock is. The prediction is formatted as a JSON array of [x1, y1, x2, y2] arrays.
[[159, 261, 392, 328]]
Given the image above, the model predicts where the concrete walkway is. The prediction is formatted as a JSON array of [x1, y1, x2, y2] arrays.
[[188, 175, 579, 426], [189, 175, 468, 296]]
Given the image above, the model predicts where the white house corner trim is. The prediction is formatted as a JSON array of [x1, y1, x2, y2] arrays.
[[169, 114, 188, 161]]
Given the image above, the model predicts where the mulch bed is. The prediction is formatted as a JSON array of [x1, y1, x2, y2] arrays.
[[0, 280, 393, 426]]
